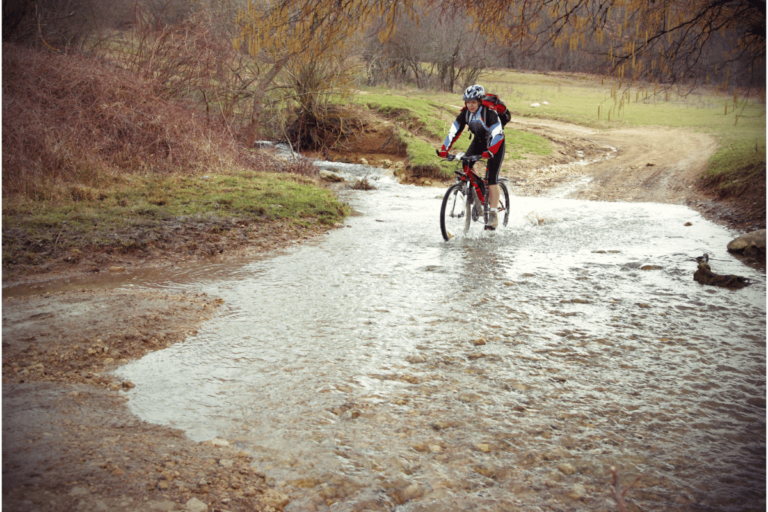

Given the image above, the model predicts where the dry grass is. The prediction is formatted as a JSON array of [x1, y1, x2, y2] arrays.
[[1, 42, 277, 199]]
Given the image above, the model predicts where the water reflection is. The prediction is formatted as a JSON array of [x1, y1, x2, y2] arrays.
[[109, 170, 763, 510]]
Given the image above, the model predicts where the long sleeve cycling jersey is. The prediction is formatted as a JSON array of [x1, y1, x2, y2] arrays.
[[441, 106, 505, 156]]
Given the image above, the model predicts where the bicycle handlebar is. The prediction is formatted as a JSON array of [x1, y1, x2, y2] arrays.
[[435, 150, 484, 163]]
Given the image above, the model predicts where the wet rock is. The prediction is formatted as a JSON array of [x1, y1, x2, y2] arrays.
[[472, 337, 487, 346], [319, 170, 344, 183], [381, 159, 392, 168], [186, 497, 208, 512], [360, 158, 369, 165], [259, 489, 290, 510], [727, 229, 766, 260], [558, 463, 576, 475], [640, 265, 662, 270], [543, 447, 571, 460], [406, 354, 427, 364], [473, 463, 496, 477], [475, 443, 491, 453], [401, 483, 423, 501], [210, 438, 229, 447], [429, 444, 443, 453], [568, 483, 587, 500], [694, 261, 750, 289], [411, 442, 428, 452], [149, 500, 178, 511]]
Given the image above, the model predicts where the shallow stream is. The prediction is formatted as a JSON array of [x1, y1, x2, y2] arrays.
[[33, 162, 768, 510]]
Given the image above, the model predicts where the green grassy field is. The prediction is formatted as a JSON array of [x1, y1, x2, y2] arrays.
[[356, 70, 765, 189], [477, 69, 766, 192]]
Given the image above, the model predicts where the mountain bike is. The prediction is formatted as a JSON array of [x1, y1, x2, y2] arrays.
[[438, 153, 510, 241]]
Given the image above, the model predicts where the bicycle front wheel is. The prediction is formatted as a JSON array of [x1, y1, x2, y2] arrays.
[[498, 181, 511, 227], [440, 184, 470, 241]]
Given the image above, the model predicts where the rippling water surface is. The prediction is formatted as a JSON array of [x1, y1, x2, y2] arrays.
[[115, 167, 765, 511]]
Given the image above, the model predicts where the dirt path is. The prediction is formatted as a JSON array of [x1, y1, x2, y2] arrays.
[[499, 117, 765, 231], [1, 117, 761, 512], [503, 118, 718, 203]]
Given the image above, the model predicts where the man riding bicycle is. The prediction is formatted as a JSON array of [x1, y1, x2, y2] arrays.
[[437, 84, 506, 230]]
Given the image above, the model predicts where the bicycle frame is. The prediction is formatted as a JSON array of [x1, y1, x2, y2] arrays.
[[455, 164, 487, 205], [445, 153, 487, 206]]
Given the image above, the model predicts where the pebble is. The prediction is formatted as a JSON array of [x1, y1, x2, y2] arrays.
[[472, 337, 487, 346], [210, 438, 229, 447], [186, 497, 208, 512], [475, 443, 491, 453], [260, 489, 290, 510], [568, 483, 587, 500], [473, 464, 496, 477], [402, 484, 423, 501], [558, 463, 576, 475]]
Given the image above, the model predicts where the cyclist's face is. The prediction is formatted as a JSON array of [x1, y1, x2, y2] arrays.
[[466, 99, 480, 112]]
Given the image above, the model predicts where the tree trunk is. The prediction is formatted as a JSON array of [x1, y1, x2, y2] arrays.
[[246, 54, 291, 147]]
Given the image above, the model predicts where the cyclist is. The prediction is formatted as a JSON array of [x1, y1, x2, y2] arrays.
[[437, 84, 506, 230]]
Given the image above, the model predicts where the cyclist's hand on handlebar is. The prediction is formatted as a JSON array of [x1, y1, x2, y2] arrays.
[[481, 151, 493, 160], [436, 148, 448, 158]]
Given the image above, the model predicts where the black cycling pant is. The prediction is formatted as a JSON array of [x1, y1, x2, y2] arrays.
[[466, 137, 505, 185]]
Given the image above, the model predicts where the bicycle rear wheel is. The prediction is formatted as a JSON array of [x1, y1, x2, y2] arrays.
[[440, 184, 470, 241]]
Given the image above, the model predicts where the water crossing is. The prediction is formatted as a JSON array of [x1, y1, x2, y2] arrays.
[[109, 164, 765, 511]]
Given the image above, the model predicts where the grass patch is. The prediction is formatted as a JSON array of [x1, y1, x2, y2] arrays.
[[703, 139, 767, 196], [2, 171, 349, 270], [357, 88, 553, 176]]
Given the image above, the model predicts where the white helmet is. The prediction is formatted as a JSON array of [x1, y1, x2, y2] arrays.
[[463, 84, 485, 101]]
